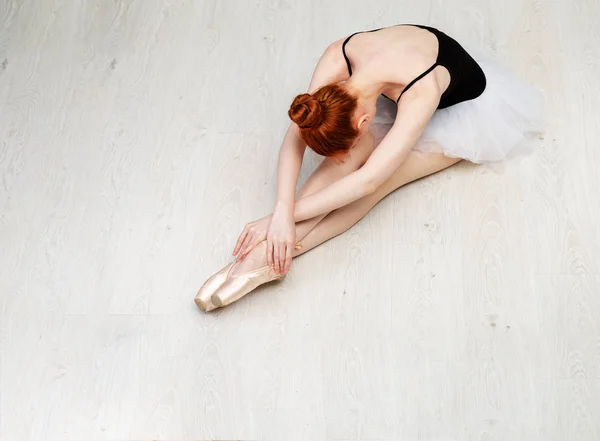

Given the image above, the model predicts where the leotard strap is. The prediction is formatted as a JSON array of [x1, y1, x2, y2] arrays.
[[341, 32, 360, 76], [341, 28, 384, 76], [396, 62, 438, 103]]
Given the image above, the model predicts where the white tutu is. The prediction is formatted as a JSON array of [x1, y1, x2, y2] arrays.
[[371, 51, 545, 163]]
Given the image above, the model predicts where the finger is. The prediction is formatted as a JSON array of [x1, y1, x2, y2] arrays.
[[238, 233, 254, 260], [241, 235, 261, 259], [284, 243, 293, 273], [278, 243, 285, 274], [233, 227, 248, 256], [266, 240, 273, 266], [237, 237, 249, 260], [273, 243, 280, 273]]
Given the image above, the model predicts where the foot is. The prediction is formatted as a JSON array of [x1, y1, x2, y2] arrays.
[[231, 240, 272, 277], [211, 250, 285, 308], [194, 261, 235, 312]]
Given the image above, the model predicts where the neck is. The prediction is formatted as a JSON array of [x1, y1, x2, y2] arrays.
[[345, 74, 384, 103]]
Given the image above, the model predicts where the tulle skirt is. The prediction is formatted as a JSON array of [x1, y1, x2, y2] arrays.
[[371, 51, 545, 163]]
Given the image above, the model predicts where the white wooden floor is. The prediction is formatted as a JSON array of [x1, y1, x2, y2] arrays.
[[1, 0, 599, 440]]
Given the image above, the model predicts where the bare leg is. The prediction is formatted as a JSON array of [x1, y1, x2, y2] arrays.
[[235, 141, 460, 277], [231, 132, 375, 274], [293, 150, 461, 256]]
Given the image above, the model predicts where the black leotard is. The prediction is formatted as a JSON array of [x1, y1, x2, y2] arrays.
[[341, 24, 487, 109]]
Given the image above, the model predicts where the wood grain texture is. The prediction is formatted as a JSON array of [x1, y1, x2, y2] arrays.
[[1, 0, 599, 440]]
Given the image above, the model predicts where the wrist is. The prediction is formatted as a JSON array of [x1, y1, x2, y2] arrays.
[[275, 200, 294, 212]]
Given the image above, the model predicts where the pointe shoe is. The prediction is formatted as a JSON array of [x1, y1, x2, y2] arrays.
[[194, 261, 236, 312], [200, 240, 302, 310], [211, 263, 285, 308]]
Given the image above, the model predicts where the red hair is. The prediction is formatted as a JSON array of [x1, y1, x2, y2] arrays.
[[288, 84, 359, 159]]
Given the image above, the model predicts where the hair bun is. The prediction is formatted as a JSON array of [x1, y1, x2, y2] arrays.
[[288, 93, 323, 129]]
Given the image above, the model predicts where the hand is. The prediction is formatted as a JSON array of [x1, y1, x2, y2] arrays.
[[266, 205, 296, 274], [233, 213, 272, 261]]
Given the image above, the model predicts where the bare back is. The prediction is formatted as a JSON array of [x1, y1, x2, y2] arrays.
[[341, 25, 452, 102]]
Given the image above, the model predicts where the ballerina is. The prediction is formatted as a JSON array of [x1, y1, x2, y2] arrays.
[[195, 23, 542, 312]]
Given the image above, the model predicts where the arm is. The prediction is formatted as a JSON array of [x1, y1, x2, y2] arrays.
[[291, 82, 441, 222], [274, 39, 350, 211], [274, 123, 306, 211], [234, 38, 349, 266]]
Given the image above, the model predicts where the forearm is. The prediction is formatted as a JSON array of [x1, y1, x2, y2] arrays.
[[275, 124, 305, 210], [287, 96, 433, 223]]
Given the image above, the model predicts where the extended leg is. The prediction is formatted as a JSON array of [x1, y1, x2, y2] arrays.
[[231, 132, 375, 275], [207, 148, 461, 310], [293, 150, 461, 256]]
